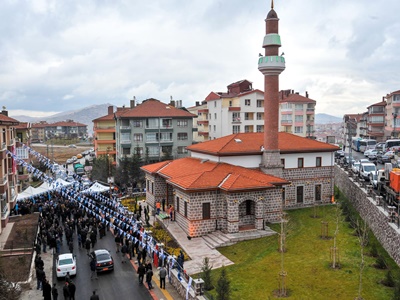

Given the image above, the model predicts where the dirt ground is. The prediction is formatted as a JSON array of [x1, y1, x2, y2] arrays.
[[1, 214, 39, 282], [31, 145, 92, 165]]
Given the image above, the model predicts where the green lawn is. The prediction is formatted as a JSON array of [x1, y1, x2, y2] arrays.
[[204, 205, 398, 300]]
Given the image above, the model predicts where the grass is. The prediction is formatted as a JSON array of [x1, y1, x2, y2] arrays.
[[203, 204, 398, 300]]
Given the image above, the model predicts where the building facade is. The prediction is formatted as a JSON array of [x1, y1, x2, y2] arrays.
[[115, 99, 196, 164], [366, 101, 385, 142], [384, 90, 400, 139], [0, 110, 20, 234]]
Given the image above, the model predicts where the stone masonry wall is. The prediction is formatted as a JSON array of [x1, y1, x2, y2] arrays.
[[335, 166, 400, 266]]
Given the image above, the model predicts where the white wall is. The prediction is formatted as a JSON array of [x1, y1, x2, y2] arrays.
[[281, 152, 333, 168]]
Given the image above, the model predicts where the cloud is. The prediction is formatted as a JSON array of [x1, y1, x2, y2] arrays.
[[0, 0, 399, 118]]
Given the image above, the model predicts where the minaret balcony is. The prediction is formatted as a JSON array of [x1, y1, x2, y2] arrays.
[[258, 55, 285, 75]]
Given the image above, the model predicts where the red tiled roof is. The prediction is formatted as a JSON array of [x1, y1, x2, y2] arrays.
[[141, 157, 288, 192], [367, 101, 386, 108], [50, 121, 87, 127], [239, 89, 264, 97], [118, 99, 196, 118], [15, 122, 30, 129], [93, 109, 128, 122], [187, 132, 339, 155], [32, 123, 47, 128], [279, 93, 316, 104], [205, 92, 221, 101], [0, 114, 19, 124]]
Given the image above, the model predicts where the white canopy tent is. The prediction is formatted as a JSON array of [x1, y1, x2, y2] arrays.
[[82, 182, 110, 194], [17, 186, 39, 201]]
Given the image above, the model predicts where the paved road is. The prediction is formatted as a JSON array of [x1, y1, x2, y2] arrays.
[[52, 229, 152, 300]]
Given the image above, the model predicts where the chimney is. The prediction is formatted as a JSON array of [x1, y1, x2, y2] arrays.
[[2, 110, 8, 117], [196, 101, 200, 106], [130, 96, 136, 108], [108, 106, 113, 115], [305, 91, 309, 98], [169, 100, 176, 107]]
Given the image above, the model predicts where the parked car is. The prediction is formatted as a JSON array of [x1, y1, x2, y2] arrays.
[[367, 150, 378, 160], [335, 150, 345, 158], [385, 150, 395, 159], [56, 253, 77, 278], [352, 161, 361, 174], [359, 158, 369, 164], [378, 152, 392, 164], [92, 249, 114, 273], [68, 144, 77, 148], [359, 162, 377, 181], [364, 148, 375, 157]]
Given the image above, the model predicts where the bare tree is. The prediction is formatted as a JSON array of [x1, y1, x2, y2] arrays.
[[355, 219, 369, 300], [331, 202, 342, 269]]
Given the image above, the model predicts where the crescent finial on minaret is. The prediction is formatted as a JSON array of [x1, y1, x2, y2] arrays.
[[271, 0, 274, 9]]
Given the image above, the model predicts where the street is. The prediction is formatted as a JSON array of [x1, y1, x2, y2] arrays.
[[52, 228, 152, 300]]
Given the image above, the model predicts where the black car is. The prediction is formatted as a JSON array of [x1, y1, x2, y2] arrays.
[[93, 249, 114, 272]]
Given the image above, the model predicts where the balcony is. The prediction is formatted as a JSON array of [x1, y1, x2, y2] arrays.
[[120, 126, 131, 130], [96, 139, 116, 144], [198, 131, 209, 137], [306, 108, 315, 114], [232, 118, 241, 123], [120, 139, 131, 145], [0, 175, 8, 185], [197, 120, 209, 125], [281, 120, 293, 125]]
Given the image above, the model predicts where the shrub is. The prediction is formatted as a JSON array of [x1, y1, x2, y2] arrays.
[[201, 257, 213, 291], [375, 256, 388, 269]]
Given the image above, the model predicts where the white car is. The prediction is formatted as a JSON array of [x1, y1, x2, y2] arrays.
[[56, 253, 77, 278], [364, 148, 375, 157], [352, 161, 361, 174]]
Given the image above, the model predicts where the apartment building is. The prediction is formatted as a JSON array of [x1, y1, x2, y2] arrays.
[[193, 80, 316, 142], [31, 120, 87, 141], [366, 101, 385, 142], [384, 90, 400, 139], [114, 98, 196, 163], [15, 122, 31, 190], [0, 109, 19, 234]]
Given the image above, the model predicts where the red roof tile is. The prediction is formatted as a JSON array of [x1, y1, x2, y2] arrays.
[[50, 121, 87, 127], [0, 114, 19, 124], [118, 99, 196, 118], [141, 157, 288, 192], [367, 101, 386, 108], [279, 93, 316, 104], [187, 132, 339, 155], [93, 109, 128, 122]]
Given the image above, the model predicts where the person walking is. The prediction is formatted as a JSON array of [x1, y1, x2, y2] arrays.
[[62, 282, 70, 300], [156, 201, 161, 215], [169, 205, 174, 221], [115, 234, 121, 253], [121, 243, 127, 263], [90, 257, 98, 280], [52, 283, 59, 300], [68, 281, 76, 300], [42, 279, 52, 300], [161, 198, 166, 212], [137, 263, 146, 285], [146, 267, 154, 290], [159, 265, 167, 289], [85, 238, 91, 255], [90, 291, 100, 300]]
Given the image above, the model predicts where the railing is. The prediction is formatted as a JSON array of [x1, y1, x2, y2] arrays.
[[0, 175, 7, 185], [8, 138, 14, 146], [120, 126, 131, 130], [306, 108, 315, 112], [0, 142, 5, 151], [120, 139, 131, 144], [281, 120, 292, 124]]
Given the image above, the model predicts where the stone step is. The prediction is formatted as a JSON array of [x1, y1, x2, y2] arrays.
[[201, 235, 217, 250], [209, 231, 231, 243]]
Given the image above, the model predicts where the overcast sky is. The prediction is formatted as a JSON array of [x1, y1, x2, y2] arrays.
[[2, 0, 400, 118]]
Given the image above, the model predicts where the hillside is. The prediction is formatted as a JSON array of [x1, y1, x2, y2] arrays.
[[315, 113, 342, 124]]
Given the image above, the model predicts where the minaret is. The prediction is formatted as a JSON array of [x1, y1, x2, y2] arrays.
[[258, 0, 285, 177]]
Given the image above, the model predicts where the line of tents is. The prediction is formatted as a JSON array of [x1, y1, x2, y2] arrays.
[[17, 179, 111, 201]]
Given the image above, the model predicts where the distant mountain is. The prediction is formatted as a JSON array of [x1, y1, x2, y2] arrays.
[[12, 103, 114, 134], [315, 113, 342, 124]]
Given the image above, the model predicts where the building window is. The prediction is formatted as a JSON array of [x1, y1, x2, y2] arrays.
[[244, 125, 253, 133], [151, 182, 154, 194], [316, 157, 322, 167], [295, 126, 303, 133], [213, 125, 216, 132], [256, 125, 263, 132], [202, 202, 211, 219], [177, 146, 188, 154], [177, 133, 188, 140], [209, 113, 211, 120], [229, 101, 232, 107], [214, 113, 217, 120], [244, 113, 253, 120], [295, 104, 303, 111], [245, 99, 251, 106], [257, 99, 264, 107], [122, 148, 130, 155], [282, 187, 285, 202], [296, 186, 304, 203], [295, 115, 303, 122], [184, 201, 188, 217], [232, 112, 240, 122], [177, 120, 188, 127], [281, 158, 285, 167], [177, 197, 180, 213], [256, 112, 263, 120], [214, 101, 217, 108], [233, 125, 240, 134], [162, 119, 172, 128], [315, 184, 322, 201], [134, 147, 143, 155], [133, 133, 143, 142], [245, 200, 253, 215], [298, 158, 304, 168]]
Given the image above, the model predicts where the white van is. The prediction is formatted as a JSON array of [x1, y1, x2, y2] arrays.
[[359, 162, 377, 181]]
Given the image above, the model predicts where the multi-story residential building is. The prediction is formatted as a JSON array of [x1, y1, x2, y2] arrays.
[[187, 101, 208, 143], [0, 109, 19, 234], [279, 89, 316, 137], [93, 105, 130, 163], [15, 122, 31, 190], [358, 112, 368, 139], [114, 98, 195, 163], [197, 80, 316, 141], [384, 90, 400, 139], [366, 101, 385, 142], [343, 114, 363, 148], [31, 121, 47, 142], [31, 120, 87, 141]]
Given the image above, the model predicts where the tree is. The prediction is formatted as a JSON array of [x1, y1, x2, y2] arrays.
[[356, 219, 369, 300], [91, 155, 110, 183], [114, 155, 131, 188], [130, 149, 144, 188], [201, 257, 213, 291], [216, 267, 231, 300]]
